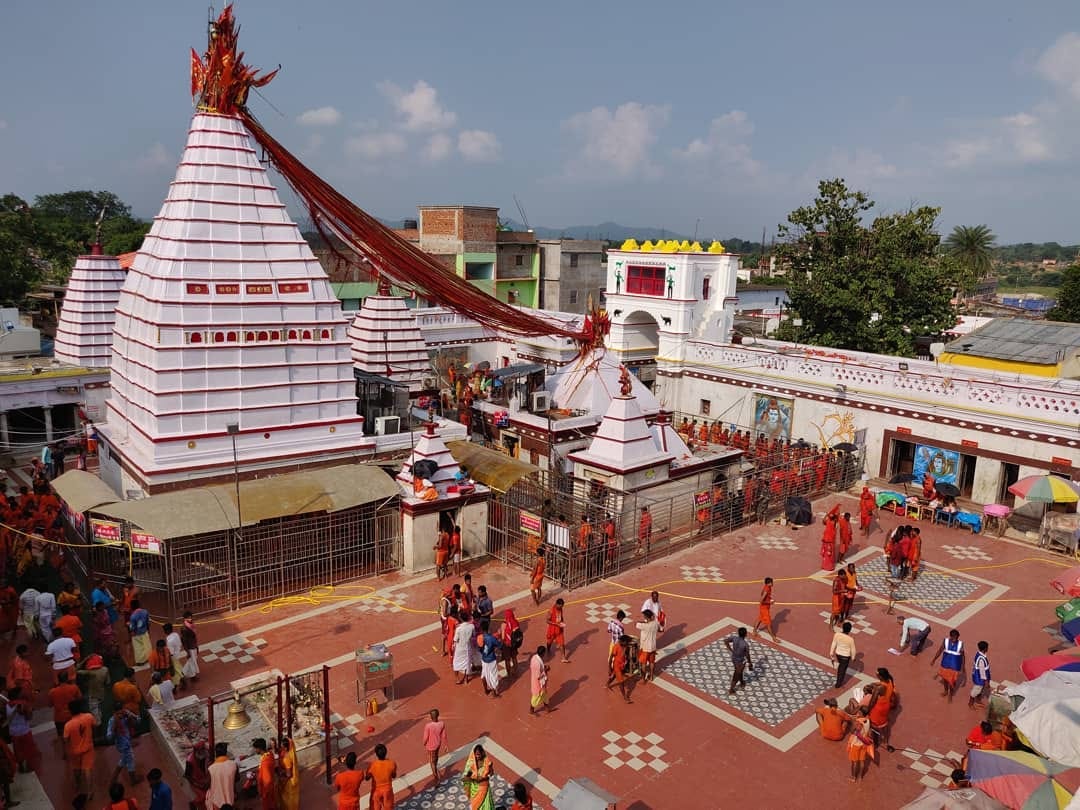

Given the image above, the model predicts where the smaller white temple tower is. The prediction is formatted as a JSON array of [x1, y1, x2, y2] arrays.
[[347, 279, 432, 392], [605, 239, 740, 363], [53, 244, 126, 368]]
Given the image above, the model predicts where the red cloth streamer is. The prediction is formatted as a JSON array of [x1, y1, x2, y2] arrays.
[[240, 112, 590, 343]]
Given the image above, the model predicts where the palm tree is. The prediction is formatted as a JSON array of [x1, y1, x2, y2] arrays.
[[944, 224, 996, 296]]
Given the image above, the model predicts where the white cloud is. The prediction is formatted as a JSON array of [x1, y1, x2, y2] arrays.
[[422, 133, 453, 162], [812, 147, 899, 186], [136, 142, 172, 172], [378, 80, 457, 132], [345, 132, 407, 161], [1036, 32, 1080, 99], [296, 106, 342, 127], [562, 102, 670, 177], [457, 130, 501, 162], [674, 110, 761, 175], [942, 112, 1051, 168]]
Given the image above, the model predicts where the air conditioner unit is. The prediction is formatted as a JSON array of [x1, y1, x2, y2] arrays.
[[374, 415, 400, 436], [530, 391, 550, 413]]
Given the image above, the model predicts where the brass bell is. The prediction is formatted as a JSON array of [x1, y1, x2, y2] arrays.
[[222, 693, 251, 730]]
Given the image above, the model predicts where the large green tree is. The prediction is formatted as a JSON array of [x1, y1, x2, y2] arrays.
[[0, 194, 52, 304], [1047, 265, 1080, 323], [776, 178, 957, 356], [944, 224, 996, 295], [32, 190, 149, 277]]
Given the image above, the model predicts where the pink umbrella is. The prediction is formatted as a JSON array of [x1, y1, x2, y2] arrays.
[[1050, 566, 1080, 598]]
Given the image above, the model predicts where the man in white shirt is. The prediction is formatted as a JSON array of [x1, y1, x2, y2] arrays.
[[897, 615, 932, 655], [18, 587, 40, 640], [829, 621, 857, 688], [36, 589, 57, 643], [147, 671, 175, 712], [46, 631, 79, 682], [164, 622, 185, 690], [635, 609, 660, 682], [641, 591, 664, 632]]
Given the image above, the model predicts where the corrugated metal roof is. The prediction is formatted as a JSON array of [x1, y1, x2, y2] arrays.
[[93, 464, 400, 540], [445, 440, 539, 493], [50, 470, 120, 513], [943, 318, 1080, 365]]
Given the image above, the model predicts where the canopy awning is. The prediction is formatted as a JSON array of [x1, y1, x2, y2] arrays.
[[50, 470, 120, 513], [445, 440, 540, 493], [490, 362, 544, 379], [92, 464, 401, 540]]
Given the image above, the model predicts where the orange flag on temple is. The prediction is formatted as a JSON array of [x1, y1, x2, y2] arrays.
[[190, 48, 205, 99]]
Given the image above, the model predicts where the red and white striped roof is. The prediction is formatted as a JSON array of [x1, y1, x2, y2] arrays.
[[53, 245, 126, 368], [347, 288, 431, 390], [101, 112, 366, 483]]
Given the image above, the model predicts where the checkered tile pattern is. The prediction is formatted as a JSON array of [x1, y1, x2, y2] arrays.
[[817, 611, 877, 635], [758, 534, 799, 551], [329, 711, 366, 747], [680, 565, 726, 582], [601, 730, 669, 773], [855, 556, 978, 615], [899, 747, 966, 789], [940, 545, 993, 562], [353, 589, 408, 614], [395, 771, 517, 809], [665, 639, 834, 727], [198, 635, 267, 664], [583, 602, 633, 625]]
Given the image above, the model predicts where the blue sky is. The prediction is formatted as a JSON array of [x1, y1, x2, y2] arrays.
[[2, 1, 1078, 242]]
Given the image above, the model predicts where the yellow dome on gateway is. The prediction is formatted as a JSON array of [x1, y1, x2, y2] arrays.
[[641, 240, 655, 252], [707, 241, 726, 253], [679, 240, 692, 252], [690, 241, 703, 252], [620, 238, 639, 251]]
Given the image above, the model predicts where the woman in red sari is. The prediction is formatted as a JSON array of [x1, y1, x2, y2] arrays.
[[499, 609, 522, 676]]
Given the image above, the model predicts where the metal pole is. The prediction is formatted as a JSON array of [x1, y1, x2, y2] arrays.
[[322, 665, 332, 785], [276, 675, 283, 744], [227, 423, 241, 611], [284, 673, 293, 734]]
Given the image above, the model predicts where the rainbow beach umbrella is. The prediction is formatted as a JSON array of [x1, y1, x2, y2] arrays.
[[967, 750, 1080, 809], [1008, 476, 1080, 504]]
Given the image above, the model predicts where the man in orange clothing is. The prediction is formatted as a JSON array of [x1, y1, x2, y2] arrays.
[[838, 512, 853, 561], [367, 743, 397, 810], [149, 639, 173, 685], [112, 668, 142, 714], [545, 598, 570, 663], [53, 604, 83, 647], [332, 751, 366, 810], [815, 698, 850, 741], [965, 720, 1004, 751], [637, 506, 652, 556], [859, 486, 875, 537], [253, 738, 278, 809], [752, 577, 779, 643], [63, 699, 97, 796], [529, 548, 546, 605], [433, 528, 450, 581], [48, 672, 81, 737]]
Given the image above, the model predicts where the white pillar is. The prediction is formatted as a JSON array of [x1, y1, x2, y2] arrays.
[[0, 412, 8, 449], [42, 405, 53, 444]]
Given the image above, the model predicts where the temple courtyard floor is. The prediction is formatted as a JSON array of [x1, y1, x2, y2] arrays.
[[10, 489, 1077, 809]]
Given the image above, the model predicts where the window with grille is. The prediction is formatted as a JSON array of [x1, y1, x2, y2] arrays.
[[627, 265, 665, 296]]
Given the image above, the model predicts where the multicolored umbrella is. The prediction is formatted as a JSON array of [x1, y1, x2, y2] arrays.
[[1008, 476, 1080, 504], [1050, 566, 1080, 599], [1021, 655, 1080, 680], [967, 749, 1080, 809]]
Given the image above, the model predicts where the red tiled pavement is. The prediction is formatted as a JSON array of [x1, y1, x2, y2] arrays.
[[9, 491, 1077, 809]]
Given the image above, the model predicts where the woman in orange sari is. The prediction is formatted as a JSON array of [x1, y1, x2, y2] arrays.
[[462, 744, 494, 810], [859, 486, 875, 537]]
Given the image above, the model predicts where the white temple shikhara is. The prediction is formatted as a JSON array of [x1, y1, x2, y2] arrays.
[[347, 281, 432, 391], [98, 112, 369, 496], [52, 244, 126, 368]]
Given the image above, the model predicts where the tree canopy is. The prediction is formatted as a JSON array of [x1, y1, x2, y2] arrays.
[[0, 190, 149, 304], [775, 178, 957, 356], [944, 224, 996, 295], [1047, 265, 1080, 323]]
